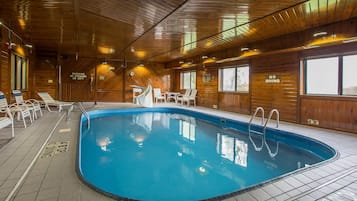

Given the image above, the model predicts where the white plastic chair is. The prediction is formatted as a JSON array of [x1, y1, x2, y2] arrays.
[[12, 90, 42, 119], [176, 89, 191, 104], [153, 88, 166, 103], [181, 89, 197, 106], [0, 107, 14, 138], [0, 91, 33, 128], [37, 92, 73, 112]]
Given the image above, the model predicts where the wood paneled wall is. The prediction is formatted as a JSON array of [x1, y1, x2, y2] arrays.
[[1, 29, 33, 103], [123, 63, 171, 103], [31, 57, 58, 100], [197, 68, 218, 108], [61, 58, 97, 102], [0, 29, 10, 99], [60, 58, 170, 102], [218, 93, 250, 114], [171, 19, 357, 133], [0, 48, 10, 94], [300, 96, 357, 132], [251, 53, 299, 122]]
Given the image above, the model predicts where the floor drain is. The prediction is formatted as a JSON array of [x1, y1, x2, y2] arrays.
[[40, 141, 69, 158]]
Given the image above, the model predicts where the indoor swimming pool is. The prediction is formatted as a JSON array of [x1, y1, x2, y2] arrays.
[[77, 108, 336, 201]]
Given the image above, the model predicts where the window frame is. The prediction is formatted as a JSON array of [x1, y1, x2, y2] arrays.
[[180, 71, 196, 90], [219, 65, 250, 93], [302, 53, 357, 96], [11, 52, 29, 90]]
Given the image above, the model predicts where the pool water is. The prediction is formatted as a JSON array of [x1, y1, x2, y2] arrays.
[[78, 108, 335, 201]]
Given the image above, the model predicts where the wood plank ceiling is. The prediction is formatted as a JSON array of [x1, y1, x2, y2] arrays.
[[1, 0, 357, 64]]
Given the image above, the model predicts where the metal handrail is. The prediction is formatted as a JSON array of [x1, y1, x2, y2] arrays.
[[248, 107, 280, 158], [248, 107, 265, 133], [249, 132, 264, 151], [77, 102, 90, 129], [265, 140, 279, 158], [263, 109, 279, 133]]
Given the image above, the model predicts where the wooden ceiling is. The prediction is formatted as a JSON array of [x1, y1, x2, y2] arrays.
[[1, 0, 357, 64]]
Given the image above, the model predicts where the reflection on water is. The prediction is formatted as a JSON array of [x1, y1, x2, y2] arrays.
[[81, 111, 329, 201], [179, 120, 196, 142], [133, 112, 153, 132], [216, 133, 248, 167], [97, 137, 112, 152], [130, 112, 155, 148], [249, 131, 279, 158]]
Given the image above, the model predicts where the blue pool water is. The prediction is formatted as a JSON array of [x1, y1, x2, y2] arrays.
[[78, 108, 335, 201]]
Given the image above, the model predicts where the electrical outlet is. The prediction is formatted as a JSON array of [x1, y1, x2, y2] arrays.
[[212, 105, 218, 109], [307, 119, 313, 124]]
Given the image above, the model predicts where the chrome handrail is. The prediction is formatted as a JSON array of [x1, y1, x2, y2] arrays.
[[263, 109, 279, 133], [77, 102, 90, 129], [248, 107, 265, 134], [248, 107, 280, 158]]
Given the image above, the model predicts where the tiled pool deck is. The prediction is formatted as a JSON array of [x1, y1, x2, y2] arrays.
[[0, 102, 356, 201]]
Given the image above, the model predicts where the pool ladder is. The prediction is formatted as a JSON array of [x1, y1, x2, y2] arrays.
[[76, 102, 90, 130], [248, 107, 279, 134], [248, 107, 280, 157]]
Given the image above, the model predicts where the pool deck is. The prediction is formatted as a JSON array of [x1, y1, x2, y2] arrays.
[[0, 102, 356, 201]]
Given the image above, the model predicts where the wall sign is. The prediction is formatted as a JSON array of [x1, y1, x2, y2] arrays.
[[265, 74, 280, 83], [70, 72, 87, 80]]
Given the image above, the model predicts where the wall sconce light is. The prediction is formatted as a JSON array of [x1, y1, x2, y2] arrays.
[[241, 47, 249, 51], [130, 46, 135, 52], [265, 74, 280, 83], [313, 31, 327, 37]]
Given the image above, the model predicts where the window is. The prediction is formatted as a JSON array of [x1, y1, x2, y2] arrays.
[[303, 54, 357, 96], [11, 53, 28, 90], [342, 55, 357, 95], [180, 71, 196, 89], [305, 57, 338, 95], [219, 65, 249, 92]]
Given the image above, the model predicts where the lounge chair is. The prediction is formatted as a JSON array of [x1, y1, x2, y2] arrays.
[[37, 92, 74, 112], [12, 90, 42, 119], [153, 88, 166, 103], [176, 89, 191, 104], [0, 107, 14, 138], [0, 91, 33, 128], [178, 89, 197, 106]]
